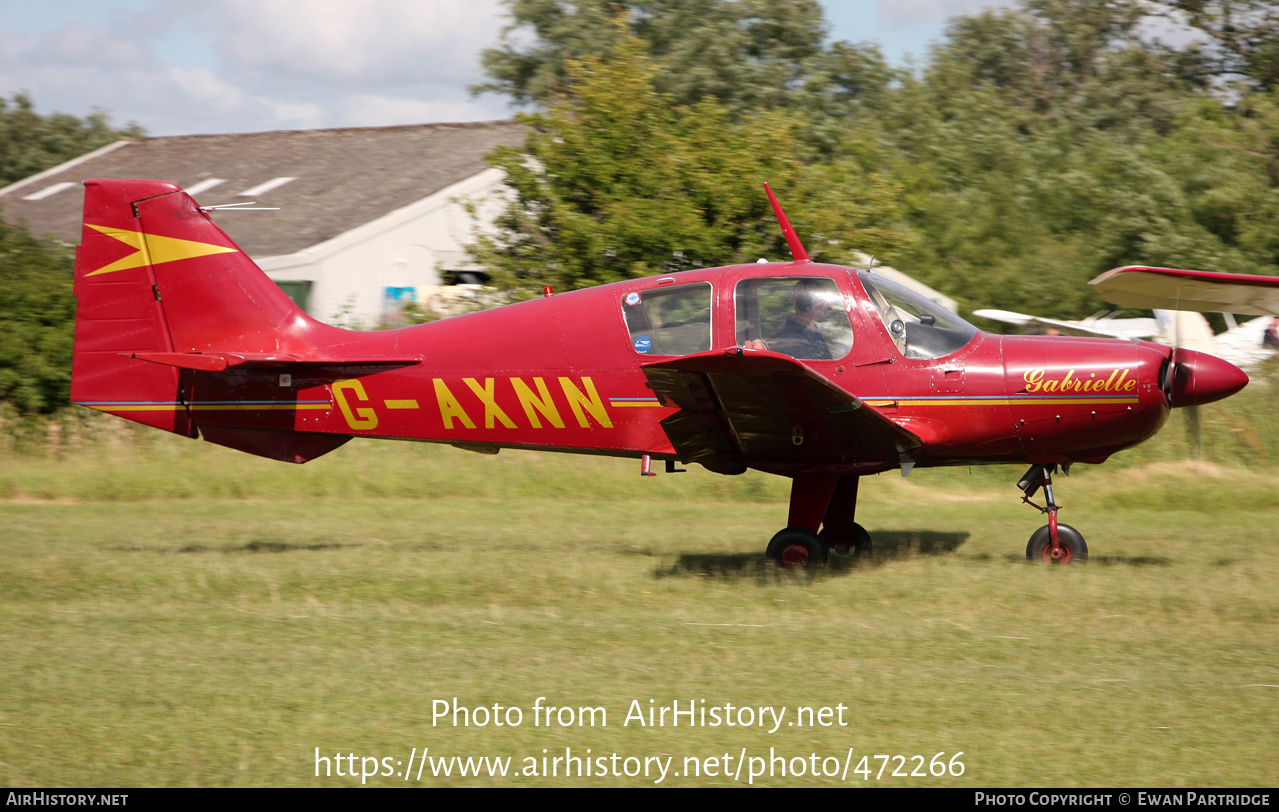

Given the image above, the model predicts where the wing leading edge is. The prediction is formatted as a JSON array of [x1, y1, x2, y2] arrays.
[[642, 349, 922, 469]]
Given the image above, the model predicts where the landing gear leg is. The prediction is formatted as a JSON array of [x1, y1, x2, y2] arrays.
[[765, 472, 837, 569], [819, 475, 872, 557], [1017, 464, 1088, 564]]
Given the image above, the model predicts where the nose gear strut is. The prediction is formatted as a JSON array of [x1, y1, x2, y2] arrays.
[[1017, 463, 1088, 563]]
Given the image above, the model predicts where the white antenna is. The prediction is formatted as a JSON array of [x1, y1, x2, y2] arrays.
[[198, 201, 280, 212]]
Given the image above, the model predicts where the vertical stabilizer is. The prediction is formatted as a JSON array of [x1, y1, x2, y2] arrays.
[[71, 178, 325, 435]]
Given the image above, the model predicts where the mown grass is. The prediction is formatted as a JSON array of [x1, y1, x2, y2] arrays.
[[1, 375, 1276, 787]]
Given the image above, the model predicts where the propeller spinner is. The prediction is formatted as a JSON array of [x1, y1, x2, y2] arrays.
[[1164, 348, 1249, 407]]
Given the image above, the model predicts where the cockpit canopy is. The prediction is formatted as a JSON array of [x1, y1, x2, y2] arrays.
[[618, 268, 977, 362]]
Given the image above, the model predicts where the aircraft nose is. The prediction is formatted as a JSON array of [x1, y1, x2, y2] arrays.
[[1167, 348, 1249, 407]]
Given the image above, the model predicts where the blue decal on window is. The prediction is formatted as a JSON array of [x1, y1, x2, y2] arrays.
[[624, 291, 641, 306], [634, 336, 652, 353]]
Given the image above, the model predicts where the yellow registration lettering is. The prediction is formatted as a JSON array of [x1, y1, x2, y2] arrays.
[[511, 377, 565, 429], [434, 379, 477, 429], [559, 376, 613, 429], [333, 379, 378, 430], [464, 377, 516, 429]]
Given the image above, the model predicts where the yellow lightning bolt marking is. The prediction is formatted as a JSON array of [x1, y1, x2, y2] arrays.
[[85, 224, 238, 276]]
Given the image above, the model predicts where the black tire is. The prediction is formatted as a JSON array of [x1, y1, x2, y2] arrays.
[[766, 527, 828, 569], [820, 523, 872, 557], [1026, 524, 1087, 564]]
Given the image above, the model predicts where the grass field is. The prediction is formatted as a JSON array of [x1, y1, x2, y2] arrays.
[[1, 396, 1277, 787]]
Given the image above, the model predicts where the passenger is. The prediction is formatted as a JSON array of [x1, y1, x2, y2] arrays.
[[770, 278, 835, 360], [1263, 317, 1279, 349]]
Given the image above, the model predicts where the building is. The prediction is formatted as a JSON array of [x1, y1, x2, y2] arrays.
[[0, 120, 527, 326], [0, 119, 958, 324]]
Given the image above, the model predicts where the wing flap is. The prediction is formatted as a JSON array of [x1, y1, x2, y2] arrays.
[[642, 349, 921, 467]]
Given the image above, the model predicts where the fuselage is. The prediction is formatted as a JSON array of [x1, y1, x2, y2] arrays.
[[180, 260, 1203, 475]]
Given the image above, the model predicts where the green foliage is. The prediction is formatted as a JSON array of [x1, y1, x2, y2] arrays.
[[0, 92, 143, 187], [471, 26, 904, 297], [472, 0, 1279, 319], [0, 220, 75, 415], [872, 1, 1279, 319], [0, 95, 142, 416], [1160, 0, 1279, 91], [474, 0, 887, 119]]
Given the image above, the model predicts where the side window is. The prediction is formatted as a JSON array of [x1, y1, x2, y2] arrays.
[[735, 277, 854, 361], [622, 282, 712, 356]]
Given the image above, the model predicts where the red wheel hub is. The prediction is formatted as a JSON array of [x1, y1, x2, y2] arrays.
[[1042, 541, 1072, 564], [780, 544, 810, 567]]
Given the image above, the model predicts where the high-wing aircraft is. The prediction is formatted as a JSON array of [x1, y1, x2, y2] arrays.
[[71, 179, 1261, 567]]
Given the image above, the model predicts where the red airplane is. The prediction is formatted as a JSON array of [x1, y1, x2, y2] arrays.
[[71, 178, 1257, 567]]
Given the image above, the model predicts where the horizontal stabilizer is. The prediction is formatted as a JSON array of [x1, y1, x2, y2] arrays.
[[125, 351, 421, 372], [1091, 266, 1279, 316]]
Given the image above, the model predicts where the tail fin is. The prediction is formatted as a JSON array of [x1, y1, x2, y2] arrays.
[[72, 179, 348, 460]]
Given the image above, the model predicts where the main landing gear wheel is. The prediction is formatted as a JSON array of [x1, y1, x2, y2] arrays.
[[766, 527, 828, 570], [820, 523, 872, 557], [1026, 524, 1087, 564]]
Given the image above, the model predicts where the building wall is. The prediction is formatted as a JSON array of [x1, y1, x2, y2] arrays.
[[258, 168, 509, 327]]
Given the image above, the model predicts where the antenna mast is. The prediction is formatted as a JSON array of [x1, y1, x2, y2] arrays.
[[763, 183, 810, 264]]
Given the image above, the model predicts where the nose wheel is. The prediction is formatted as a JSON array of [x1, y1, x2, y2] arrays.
[[1026, 523, 1087, 563], [1018, 463, 1088, 563]]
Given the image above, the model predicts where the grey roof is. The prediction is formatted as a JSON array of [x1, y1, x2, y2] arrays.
[[0, 120, 527, 256]]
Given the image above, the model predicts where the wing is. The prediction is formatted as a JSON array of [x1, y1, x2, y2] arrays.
[[1091, 266, 1279, 316], [973, 308, 1158, 340], [641, 348, 921, 468]]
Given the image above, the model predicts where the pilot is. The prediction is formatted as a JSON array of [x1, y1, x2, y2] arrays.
[[769, 278, 835, 360]]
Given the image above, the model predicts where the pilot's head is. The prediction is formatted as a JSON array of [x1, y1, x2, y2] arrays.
[[792, 278, 831, 318]]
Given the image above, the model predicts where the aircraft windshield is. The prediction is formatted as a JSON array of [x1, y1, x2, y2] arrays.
[[859, 271, 976, 360], [621, 282, 712, 355]]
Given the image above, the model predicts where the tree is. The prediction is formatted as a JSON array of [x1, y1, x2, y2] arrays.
[[0, 220, 76, 415], [1148, 91, 1279, 270], [470, 0, 1279, 322], [473, 0, 890, 120], [0, 92, 143, 187], [1158, 0, 1279, 91], [470, 26, 903, 297], [862, 0, 1272, 320], [918, 1, 1193, 134]]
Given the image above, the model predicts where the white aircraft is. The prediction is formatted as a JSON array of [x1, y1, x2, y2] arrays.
[[973, 266, 1279, 370]]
